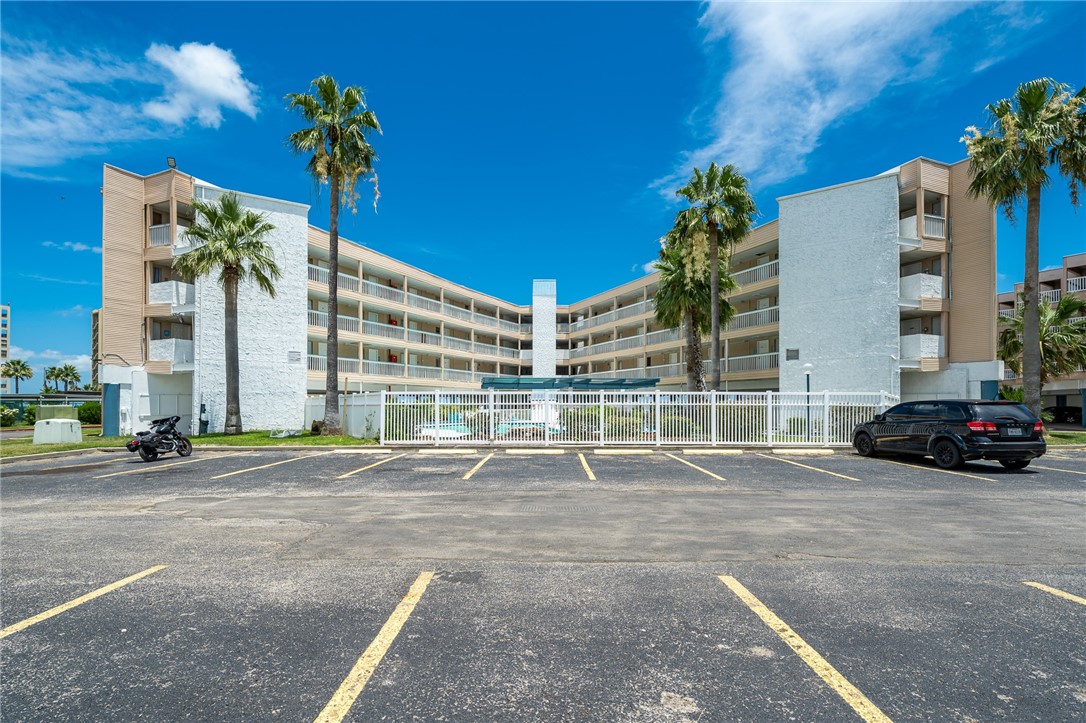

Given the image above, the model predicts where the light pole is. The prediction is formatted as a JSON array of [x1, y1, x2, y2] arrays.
[[803, 363, 813, 442]]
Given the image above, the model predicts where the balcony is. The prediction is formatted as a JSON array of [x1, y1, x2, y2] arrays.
[[1040, 289, 1062, 304], [729, 306, 779, 330], [407, 364, 443, 380], [899, 273, 943, 300], [307, 264, 360, 292], [569, 340, 614, 360], [924, 215, 946, 239], [1069, 277, 1086, 293], [733, 260, 780, 287], [149, 280, 194, 307], [307, 355, 362, 374], [361, 278, 404, 303], [149, 338, 194, 369], [615, 336, 644, 351], [407, 329, 442, 346], [577, 362, 684, 380], [443, 336, 472, 352], [444, 368, 474, 382], [361, 320, 405, 340], [1004, 367, 1019, 380], [900, 333, 945, 360], [616, 300, 650, 320], [406, 292, 441, 313], [644, 328, 681, 346], [307, 310, 360, 333], [444, 303, 473, 321], [722, 352, 779, 373], [998, 309, 1015, 319], [498, 319, 521, 333], [473, 312, 499, 328], [362, 359, 402, 377], [474, 341, 499, 356]]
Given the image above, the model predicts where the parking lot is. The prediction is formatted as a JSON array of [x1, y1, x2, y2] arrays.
[[2, 446, 1085, 721]]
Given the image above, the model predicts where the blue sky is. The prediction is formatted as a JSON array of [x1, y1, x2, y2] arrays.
[[2, 1, 1084, 389]]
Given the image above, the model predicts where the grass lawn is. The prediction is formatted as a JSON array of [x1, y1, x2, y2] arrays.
[[0, 430, 377, 459], [1048, 430, 1086, 445]]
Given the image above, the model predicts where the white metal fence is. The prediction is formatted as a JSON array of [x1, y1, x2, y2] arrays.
[[379, 390, 897, 447], [305, 393, 383, 438]]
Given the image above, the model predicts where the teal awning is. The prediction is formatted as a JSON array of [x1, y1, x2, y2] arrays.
[[480, 377, 659, 390]]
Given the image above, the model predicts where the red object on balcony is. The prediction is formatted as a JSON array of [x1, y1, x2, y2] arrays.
[[390, 319, 398, 325], [389, 354, 398, 363]]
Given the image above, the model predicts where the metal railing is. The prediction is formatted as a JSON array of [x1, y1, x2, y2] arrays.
[[361, 279, 405, 303], [382, 390, 897, 447], [1069, 277, 1086, 293], [362, 320, 406, 340], [407, 329, 442, 346], [474, 312, 499, 327], [644, 328, 681, 346], [998, 309, 1015, 319], [730, 306, 779, 330], [307, 310, 360, 333], [444, 304, 473, 321], [307, 355, 361, 374], [733, 260, 779, 287], [723, 352, 779, 372], [616, 300, 650, 320], [443, 336, 472, 352], [406, 292, 442, 313], [149, 224, 172, 247], [924, 214, 946, 239], [1040, 289, 1062, 303]]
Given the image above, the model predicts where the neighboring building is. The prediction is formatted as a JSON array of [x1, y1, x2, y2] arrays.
[[997, 252, 1086, 415], [99, 157, 1001, 434], [0, 304, 9, 393]]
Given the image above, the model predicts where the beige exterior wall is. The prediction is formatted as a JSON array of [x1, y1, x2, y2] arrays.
[[947, 160, 997, 363], [101, 165, 150, 365]]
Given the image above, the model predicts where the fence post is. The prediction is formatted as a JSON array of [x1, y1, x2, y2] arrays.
[[544, 395, 551, 447], [488, 388, 495, 444], [654, 390, 661, 447], [379, 391, 386, 446], [599, 391, 605, 446], [822, 390, 831, 446], [711, 390, 718, 446], [766, 391, 773, 446], [433, 391, 440, 447]]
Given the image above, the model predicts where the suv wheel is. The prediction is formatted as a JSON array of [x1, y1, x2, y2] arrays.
[[932, 440, 964, 470], [854, 433, 876, 457], [999, 459, 1030, 470]]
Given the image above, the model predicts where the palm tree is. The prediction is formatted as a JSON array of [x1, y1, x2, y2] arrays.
[[287, 75, 381, 435], [998, 292, 1086, 386], [174, 192, 280, 435], [653, 227, 738, 391], [43, 366, 60, 393], [1, 359, 33, 393], [58, 363, 80, 392], [675, 163, 757, 391], [963, 78, 1086, 415]]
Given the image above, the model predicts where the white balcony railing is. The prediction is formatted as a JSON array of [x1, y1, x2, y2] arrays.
[[899, 273, 943, 300], [569, 340, 614, 359], [900, 333, 945, 359], [1004, 367, 1019, 380], [615, 336, 644, 351], [498, 347, 518, 359], [474, 313, 499, 327], [149, 224, 173, 247], [307, 310, 360, 333], [307, 355, 362, 374], [730, 306, 779, 330], [499, 319, 521, 332], [406, 292, 442, 313], [308, 264, 329, 284], [924, 215, 946, 239], [361, 279, 404, 303], [444, 368, 474, 382], [1041, 289, 1062, 303], [362, 360, 400, 376], [520, 350, 534, 361], [556, 323, 570, 334], [556, 349, 570, 362], [407, 364, 443, 380], [998, 309, 1015, 319], [149, 338, 194, 366], [338, 272, 360, 293], [733, 260, 780, 287], [1069, 277, 1086, 293], [149, 280, 194, 306], [521, 323, 533, 334], [644, 328, 681, 346], [444, 304, 472, 321], [474, 342, 499, 356], [407, 329, 442, 346], [443, 336, 472, 352], [723, 352, 779, 373], [616, 300, 650, 320], [362, 320, 406, 340]]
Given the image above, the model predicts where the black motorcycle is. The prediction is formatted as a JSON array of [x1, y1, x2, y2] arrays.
[[125, 415, 193, 462]]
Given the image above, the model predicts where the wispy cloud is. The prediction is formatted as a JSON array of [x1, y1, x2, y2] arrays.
[[55, 304, 93, 318], [21, 273, 99, 286], [632, 260, 658, 276], [653, 2, 1047, 193], [8, 345, 92, 375], [1, 35, 260, 175], [43, 241, 102, 254]]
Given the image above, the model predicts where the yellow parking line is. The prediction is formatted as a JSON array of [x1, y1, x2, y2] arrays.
[[578, 452, 597, 481], [872, 457, 996, 483], [94, 452, 246, 478], [719, 575, 892, 723], [1022, 581, 1086, 606], [462, 452, 494, 480], [756, 453, 860, 482], [210, 451, 331, 480], [314, 571, 434, 723], [0, 565, 169, 639], [1030, 465, 1086, 476], [338, 453, 406, 479], [664, 453, 725, 481], [8, 457, 127, 473]]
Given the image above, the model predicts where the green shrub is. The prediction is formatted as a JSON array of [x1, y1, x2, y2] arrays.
[[77, 401, 102, 425], [718, 402, 767, 442], [0, 407, 18, 427], [23, 404, 37, 426]]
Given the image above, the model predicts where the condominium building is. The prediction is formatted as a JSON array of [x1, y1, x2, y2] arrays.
[[997, 252, 1086, 412], [1, 304, 9, 394], [99, 157, 1001, 434]]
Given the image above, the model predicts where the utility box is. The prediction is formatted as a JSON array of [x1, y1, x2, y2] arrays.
[[33, 419, 82, 444], [37, 405, 78, 421]]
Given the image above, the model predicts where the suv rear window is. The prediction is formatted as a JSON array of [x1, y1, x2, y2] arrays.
[[970, 403, 1035, 422]]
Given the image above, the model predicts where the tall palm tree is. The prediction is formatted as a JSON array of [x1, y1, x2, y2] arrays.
[[1, 359, 33, 393], [174, 192, 280, 435], [963, 77, 1086, 415], [675, 163, 757, 391], [58, 363, 80, 392], [287, 75, 381, 435], [998, 292, 1086, 386], [653, 225, 738, 391], [43, 366, 60, 393]]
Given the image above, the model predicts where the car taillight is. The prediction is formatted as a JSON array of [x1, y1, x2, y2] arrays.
[[1034, 421, 1044, 434], [966, 421, 998, 434]]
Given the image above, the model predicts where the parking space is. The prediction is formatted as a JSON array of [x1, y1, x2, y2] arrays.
[[2, 445, 1084, 720]]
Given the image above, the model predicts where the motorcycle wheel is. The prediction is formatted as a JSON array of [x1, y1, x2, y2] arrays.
[[138, 446, 159, 462], [178, 438, 193, 457]]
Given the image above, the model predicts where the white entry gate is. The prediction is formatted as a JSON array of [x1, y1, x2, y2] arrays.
[[381, 390, 897, 447]]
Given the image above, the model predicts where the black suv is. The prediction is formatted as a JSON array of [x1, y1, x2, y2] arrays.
[[852, 400, 1046, 470]]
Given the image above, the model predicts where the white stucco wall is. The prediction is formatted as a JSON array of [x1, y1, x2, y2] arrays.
[[190, 187, 309, 433], [778, 175, 902, 394], [901, 361, 1003, 400], [532, 279, 557, 376]]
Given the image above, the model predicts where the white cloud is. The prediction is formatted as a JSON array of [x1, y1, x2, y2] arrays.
[[641, 260, 658, 275], [55, 305, 92, 318], [654, 2, 1046, 193], [20, 273, 99, 286], [43, 241, 102, 254], [8, 346, 92, 376], [142, 42, 258, 127], [1, 35, 259, 174]]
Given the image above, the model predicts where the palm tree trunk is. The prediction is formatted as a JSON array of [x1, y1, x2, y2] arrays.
[[709, 223, 721, 391], [324, 171, 343, 434], [1023, 184, 1042, 417], [224, 272, 243, 434], [685, 308, 705, 392]]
